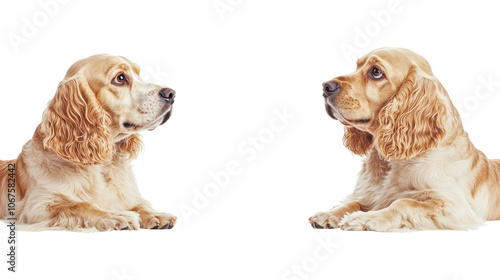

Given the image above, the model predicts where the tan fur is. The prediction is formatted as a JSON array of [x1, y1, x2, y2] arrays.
[[343, 127, 373, 156], [116, 134, 144, 161], [310, 48, 500, 231], [376, 69, 448, 160], [0, 54, 176, 231], [42, 77, 114, 165]]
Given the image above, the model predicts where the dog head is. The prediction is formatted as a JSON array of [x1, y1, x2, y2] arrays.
[[323, 48, 448, 160], [41, 54, 175, 165]]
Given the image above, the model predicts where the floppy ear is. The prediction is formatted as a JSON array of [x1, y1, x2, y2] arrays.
[[116, 134, 144, 161], [41, 77, 114, 165], [376, 68, 447, 160], [343, 126, 374, 156]]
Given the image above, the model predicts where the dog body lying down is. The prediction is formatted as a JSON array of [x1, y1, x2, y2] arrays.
[[0, 55, 176, 231], [309, 48, 500, 231]]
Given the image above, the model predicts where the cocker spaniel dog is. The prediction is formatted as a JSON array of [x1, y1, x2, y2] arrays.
[[309, 48, 500, 231], [0, 54, 177, 231]]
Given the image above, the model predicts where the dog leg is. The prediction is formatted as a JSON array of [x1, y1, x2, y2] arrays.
[[45, 195, 140, 231], [339, 198, 447, 231]]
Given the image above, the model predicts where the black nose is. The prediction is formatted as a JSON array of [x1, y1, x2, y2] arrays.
[[159, 88, 175, 104], [323, 81, 340, 98]]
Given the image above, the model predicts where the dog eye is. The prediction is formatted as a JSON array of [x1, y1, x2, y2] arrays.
[[113, 73, 127, 85], [369, 67, 384, 80]]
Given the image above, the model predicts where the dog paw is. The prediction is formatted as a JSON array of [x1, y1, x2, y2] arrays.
[[339, 211, 396, 232], [309, 211, 344, 229], [95, 211, 141, 231], [140, 212, 177, 230]]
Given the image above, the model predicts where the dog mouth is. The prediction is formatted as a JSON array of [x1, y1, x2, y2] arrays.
[[325, 104, 370, 124], [160, 110, 171, 125], [146, 107, 173, 131], [349, 118, 370, 124], [325, 104, 338, 120]]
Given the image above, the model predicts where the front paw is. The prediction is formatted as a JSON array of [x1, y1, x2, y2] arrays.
[[309, 211, 344, 229], [339, 211, 397, 232], [140, 212, 177, 230], [96, 211, 141, 231]]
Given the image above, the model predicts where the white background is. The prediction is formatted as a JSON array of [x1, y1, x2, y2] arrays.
[[1, 0, 500, 279]]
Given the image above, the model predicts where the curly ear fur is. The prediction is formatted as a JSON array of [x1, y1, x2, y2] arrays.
[[41, 77, 114, 165], [116, 134, 144, 161], [376, 68, 447, 160], [343, 126, 374, 156]]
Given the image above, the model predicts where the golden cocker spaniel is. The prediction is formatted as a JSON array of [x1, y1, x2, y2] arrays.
[[0, 54, 177, 231], [309, 48, 500, 231]]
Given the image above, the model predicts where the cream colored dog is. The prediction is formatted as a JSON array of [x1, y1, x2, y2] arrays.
[[0, 54, 177, 231], [310, 48, 500, 231]]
